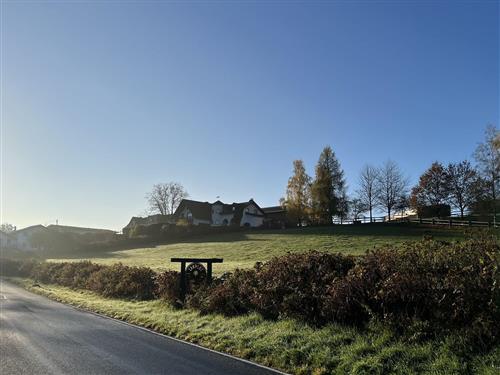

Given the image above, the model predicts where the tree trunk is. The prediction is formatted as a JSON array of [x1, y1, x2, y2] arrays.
[[492, 173, 497, 224], [387, 207, 391, 222]]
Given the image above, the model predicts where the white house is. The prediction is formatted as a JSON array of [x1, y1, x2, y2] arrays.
[[9, 225, 48, 251], [0, 230, 14, 249], [174, 199, 266, 227]]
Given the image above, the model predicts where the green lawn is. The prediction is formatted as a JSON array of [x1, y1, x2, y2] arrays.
[[48, 224, 471, 273], [12, 278, 500, 375]]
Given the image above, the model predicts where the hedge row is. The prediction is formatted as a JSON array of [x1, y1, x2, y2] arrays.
[[1, 260, 155, 300], [185, 238, 500, 343], [1, 237, 499, 343]]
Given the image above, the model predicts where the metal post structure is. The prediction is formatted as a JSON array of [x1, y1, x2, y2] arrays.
[[171, 258, 223, 300]]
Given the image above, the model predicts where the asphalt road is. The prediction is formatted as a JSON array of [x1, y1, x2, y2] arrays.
[[0, 281, 282, 375]]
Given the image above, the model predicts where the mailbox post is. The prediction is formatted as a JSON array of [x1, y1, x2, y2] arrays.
[[171, 257, 223, 300]]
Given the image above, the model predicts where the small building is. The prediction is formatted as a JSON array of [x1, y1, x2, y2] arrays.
[[122, 214, 174, 236], [174, 199, 266, 227], [262, 206, 288, 228], [9, 225, 49, 251]]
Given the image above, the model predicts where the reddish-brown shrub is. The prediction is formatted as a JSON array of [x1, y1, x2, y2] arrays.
[[323, 238, 500, 335], [154, 270, 181, 306], [86, 263, 155, 300], [187, 268, 259, 315], [249, 251, 355, 324]]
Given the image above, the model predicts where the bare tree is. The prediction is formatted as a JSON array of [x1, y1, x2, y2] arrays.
[[446, 161, 483, 218], [474, 124, 500, 220], [0, 223, 15, 232], [356, 165, 379, 222], [146, 182, 189, 215], [350, 198, 368, 221], [376, 160, 410, 221]]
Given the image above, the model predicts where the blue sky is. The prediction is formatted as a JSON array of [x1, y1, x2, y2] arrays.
[[2, 1, 498, 230]]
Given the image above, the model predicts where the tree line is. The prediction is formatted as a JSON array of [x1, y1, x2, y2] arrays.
[[283, 124, 500, 223]]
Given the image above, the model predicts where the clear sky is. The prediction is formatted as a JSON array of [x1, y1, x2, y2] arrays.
[[1, 1, 498, 231]]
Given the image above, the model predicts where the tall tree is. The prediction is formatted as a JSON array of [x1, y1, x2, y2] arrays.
[[356, 165, 379, 222], [474, 124, 500, 220], [336, 187, 350, 223], [376, 160, 409, 221], [446, 161, 484, 218], [146, 182, 189, 215], [410, 162, 449, 208], [285, 160, 312, 226], [311, 146, 345, 224]]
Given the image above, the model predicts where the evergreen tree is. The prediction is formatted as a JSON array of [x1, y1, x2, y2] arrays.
[[311, 146, 345, 224]]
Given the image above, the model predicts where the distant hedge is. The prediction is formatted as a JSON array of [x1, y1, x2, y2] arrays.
[[2, 236, 499, 346]]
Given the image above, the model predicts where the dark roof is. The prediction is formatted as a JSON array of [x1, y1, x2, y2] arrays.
[[13, 225, 47, 234], [174, 198, 266, 223], [262, 206, 286, 213], [47, 225, 116, 235], [247, 199, 266, 216], [124, 215, 173, 229], [175, 199, 212, 221]]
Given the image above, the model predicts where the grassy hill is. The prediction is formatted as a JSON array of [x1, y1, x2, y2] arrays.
[[48, 223, 472, 273]]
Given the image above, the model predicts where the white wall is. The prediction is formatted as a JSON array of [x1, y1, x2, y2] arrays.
[[11, 227, 47, 251], [0, 232, 13, 248], [239, 203, 264, 227]]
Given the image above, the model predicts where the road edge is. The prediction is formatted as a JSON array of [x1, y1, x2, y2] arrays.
[[2, 279, 289, 375]]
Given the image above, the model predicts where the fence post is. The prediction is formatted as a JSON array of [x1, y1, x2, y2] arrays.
[[419, 217, 422, 224], [468, 220, 472, 227], [432, 218, 435, 225], [489, 221, 492, 228], [449, 219, 452, 228]]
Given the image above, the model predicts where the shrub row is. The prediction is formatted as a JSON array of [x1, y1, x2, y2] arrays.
[[182, 238, 499, 343], [2, 237, 499, 343], [1, 259, 155, 300]]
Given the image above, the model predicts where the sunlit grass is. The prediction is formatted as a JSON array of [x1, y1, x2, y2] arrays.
[[48, 224, 471, 273], [12, 278, 499, 375]]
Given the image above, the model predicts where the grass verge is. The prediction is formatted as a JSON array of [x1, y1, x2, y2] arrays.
[[9, 278, 500, 375]]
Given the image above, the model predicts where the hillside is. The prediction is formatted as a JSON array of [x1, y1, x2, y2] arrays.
[[48, 223, 472, 273]]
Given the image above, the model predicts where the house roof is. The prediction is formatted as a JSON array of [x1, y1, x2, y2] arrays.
[[123, 214, 173, 229], [175, 200, 212, 221], [12, 225, 47, 234], [47, 225, 116, 235], [175, 198, 266, 223], [262, 206, 286, 214]]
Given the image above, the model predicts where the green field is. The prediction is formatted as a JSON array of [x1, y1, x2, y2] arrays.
[[49, 224, 470, 273]]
